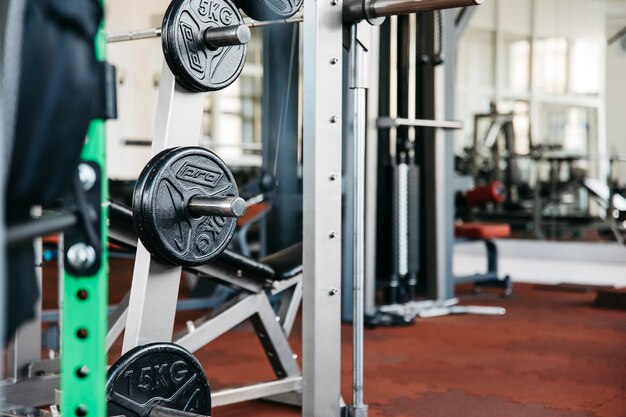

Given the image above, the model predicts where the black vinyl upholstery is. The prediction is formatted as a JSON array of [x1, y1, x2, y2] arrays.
[[109, 200, 302, 282], [261, 243, 303, 281]]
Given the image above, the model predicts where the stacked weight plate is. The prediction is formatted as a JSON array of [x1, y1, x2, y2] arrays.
[[133, 147, 240, 267]]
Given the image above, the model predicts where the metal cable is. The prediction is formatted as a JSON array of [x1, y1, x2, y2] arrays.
[[271, 26, 298, 179]]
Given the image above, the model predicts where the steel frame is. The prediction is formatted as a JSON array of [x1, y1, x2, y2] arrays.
[[2, 229, 305, 410], [60, 5, 109, 416], [301, 1, 344, 416], [103, 59, 310, 407], [2, 3, 485, 417], [113, 271, 304, 407]]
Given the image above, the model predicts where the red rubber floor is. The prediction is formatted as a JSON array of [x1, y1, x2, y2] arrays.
[[193, 285, 626, 417], [45, 258, 626, 417]]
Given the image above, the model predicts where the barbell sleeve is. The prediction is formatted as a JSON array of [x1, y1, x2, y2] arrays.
[[108, 0, 484, 44], [203, 24, 251, 50], [188, 196, 247, 218], [107, 13, 303, 44]]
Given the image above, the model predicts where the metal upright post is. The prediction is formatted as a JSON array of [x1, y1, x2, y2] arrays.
[[414, 12, 447, 301], [364, 26, 380, 318], [374, 19, 392, 307], [442, 7, 479, 298], [0, 2, 7, 384], [61, 5, 109, 415], [347, 22, 371, 417], [122, 63, 205, 353], [302, 0, 343, 416]]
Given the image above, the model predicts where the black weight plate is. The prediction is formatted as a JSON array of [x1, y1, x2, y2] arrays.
[[236, 0, 302, 20], [162, 0, 247, 92], [107, 343, 211, 417], [133, 148, 180, 256], [141, 147, 239, 267], [133, 148, 178, 255]]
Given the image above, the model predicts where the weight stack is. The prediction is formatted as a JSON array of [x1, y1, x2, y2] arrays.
[[385, 157, 401, 304]]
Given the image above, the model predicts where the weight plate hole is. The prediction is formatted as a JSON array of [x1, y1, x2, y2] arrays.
[[76, 289, 88, 300], [76, 365, 90, 378], [75, 405, 87, 417], [76, 328, 88, 339]]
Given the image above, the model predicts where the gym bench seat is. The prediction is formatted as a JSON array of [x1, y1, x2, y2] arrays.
[[109, 201, 301, 283], [455, 222, 512, 296]]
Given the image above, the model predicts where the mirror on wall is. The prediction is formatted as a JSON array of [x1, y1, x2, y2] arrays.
[[455, 0, 626, 243]]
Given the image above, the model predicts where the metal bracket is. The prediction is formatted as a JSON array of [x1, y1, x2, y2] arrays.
[[64, 161, 102, 277], [96, 62, 118, 120]]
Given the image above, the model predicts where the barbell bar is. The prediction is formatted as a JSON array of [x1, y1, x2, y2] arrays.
[[343, 0, 484, 23], [108, 0, 483, 44], [107, 13, 304, 44]]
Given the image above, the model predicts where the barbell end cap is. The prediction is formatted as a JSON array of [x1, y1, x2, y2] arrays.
[[236, 25, 251, 45], [231, 197, 247, 218]]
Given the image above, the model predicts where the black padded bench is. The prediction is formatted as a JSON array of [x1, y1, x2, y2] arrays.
[[108, 200, 302, 283]]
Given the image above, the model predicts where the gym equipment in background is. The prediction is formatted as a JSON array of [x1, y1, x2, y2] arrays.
[[455, 181, 513, 296], [366, 8, 505, 325]]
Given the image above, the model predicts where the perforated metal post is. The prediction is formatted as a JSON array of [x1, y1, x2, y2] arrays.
[[121, 63, 205, 353], [302, 0, 344, 416], [61, 4, 108, 416]]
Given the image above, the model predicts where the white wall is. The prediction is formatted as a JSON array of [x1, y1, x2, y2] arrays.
[[606, 15, 626, 185], [104, 1, 261, 180], [105, 0, 170, 180]]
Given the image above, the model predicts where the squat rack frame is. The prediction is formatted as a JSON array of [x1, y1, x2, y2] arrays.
[[1, 1, 483, 417], [61, 3, 109, 417]]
